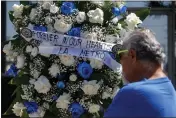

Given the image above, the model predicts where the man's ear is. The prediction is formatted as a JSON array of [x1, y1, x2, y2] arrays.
[[129, 49, 137, 62]]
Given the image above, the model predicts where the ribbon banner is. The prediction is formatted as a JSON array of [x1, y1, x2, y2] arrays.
[[21, 28, 122, 72]]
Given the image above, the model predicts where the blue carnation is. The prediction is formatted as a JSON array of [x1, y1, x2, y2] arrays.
[[69, 102, 84, 118], [61, 2, 76, 15], [77, 62, 93, 79], [119, 4, 127, 14], [33, 25, 47, 32], [5, 64, 18, 77], [112, 7, 120, 16], [24, 102, 38, 114], [57, 81, 65, 89], [68, 27, 81, 37]]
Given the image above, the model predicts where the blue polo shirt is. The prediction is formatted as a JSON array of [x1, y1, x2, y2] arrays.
[[104, 77, 176, 117]]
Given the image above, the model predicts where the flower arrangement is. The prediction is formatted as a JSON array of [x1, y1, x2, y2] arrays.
[[3, 1, 149, 117]]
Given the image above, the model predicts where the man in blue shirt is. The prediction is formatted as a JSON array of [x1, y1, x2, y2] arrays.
[[104, 29, 176, 117]]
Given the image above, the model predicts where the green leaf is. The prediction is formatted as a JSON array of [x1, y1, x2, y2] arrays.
[[20, 1, 29, 5], [14, 74, 30, 86], [22, 5, 32, 16], [135, 8, 151, 21], [21, 109, 29, 118], [49, 103, 59, 116], [8, 79, 16, 85], [8, 11, 14, 23]]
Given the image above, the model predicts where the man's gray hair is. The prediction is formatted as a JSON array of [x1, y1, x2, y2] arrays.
[[123, 28, 166, 64]]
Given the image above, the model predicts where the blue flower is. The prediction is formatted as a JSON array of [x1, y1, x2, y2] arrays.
[[24, 102, 38, 114], [69, 102, 84, 118], [61, 2, 76, 15], [33, 25, 47, 32], [57, 81, 65, 89], [68, 27, 81, 37], [119, 4, 127, 14], [112, 7, 120, 16], [77, 62, 93, 79], [5, 64, 18, 77], [52, 95, 58, 101]]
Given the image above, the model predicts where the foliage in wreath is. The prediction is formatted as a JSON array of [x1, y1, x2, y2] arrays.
[[3, 1, 150, 118]]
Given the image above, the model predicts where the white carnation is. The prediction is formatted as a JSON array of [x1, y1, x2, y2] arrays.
[[16, 55, 25, 69], [117, 23, 122, 30], [13, 52, 18, 57], [50, 4, 59, 14], [34, 75, 51, 94], [69, 74, 77, 81], [88, 104, 100, 113], [48, 64, 60, 77], [12, 4, 24, 18], [59, 55, 75, 66], [56, 93, 71, 109], [32, 70, 41, 79], [90, 59, 103, 69], [3, 41, 13, 56], [54, 19, 72, 33], [105, 35, 119, 43], [26, 45, 33, 53], [125, 13, 142, 30], [42, 1, 53, 10], [76, 12, 86, 23], [29, 107, 45, 118], [29, 8, 37, 21], [12, 102, 25, 117], [45, 16, 53, 24], [87, 8, 104, 24], [81, 80, 100, 95], [29, 79, 36, 85], [31, 47, 38, 57], [111, 17, 119, 24], [81, 31, 97, 41], [102, 92, 111, 99]]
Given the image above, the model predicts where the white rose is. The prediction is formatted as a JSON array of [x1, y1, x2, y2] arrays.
[[50, 4, 59, 14], [54, 19, 72, 33], [88, 104, 100, 113], [3, 41, 13, 55], [31, 47, 38, 57], [111, 17, 119, 24], [42, 1, 53, 10], [105, 35, 119, 43], [12, 4, 24, 18], [48, 64, 60, 77], [29, 8, 37, 21], [12, 102, 25, 117], [76, 12, 86, 23], [16, 55, 25, 69], [45, 16, 53, 25], [29, 79, 36, 85], [34, 75, 51, 94], [29, 107, 45, 118], [56, 93, 71, 109], [81, 80, 100, 95], [102, 92, 111, 99], [69, 74, 77, 81], [125, 13, 142, 30], [26, 45, 33, 53], [90, 59, 103, 69], [81, 31, 97, 41], [59, 55, 75, 66], [87, 8, 104, 24]]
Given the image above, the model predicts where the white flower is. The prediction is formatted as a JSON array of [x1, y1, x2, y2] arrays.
[[111, 17, 119, 24], [29, 8, 37, 21], [87, 8, 104, 24], [59, 55, 75, 66], [111, 87, 120, 98], [69, 74, 77, 81], [117, 23, 122, 30], [29, 107, 45, 118], [105, 35, 119, 43], [29, 79, 36, 84], [48, 64, 60, 77], [26, 45, 33, 53], [89, 59, 103, 69], [34, 75, 51, 94], [50, 4, 59, 14], [16, 55, 25, 69], [56, 93, 71, 109], [125, 13, 142, 30], [12, 102, 25, 117], [81, 31, 97, 41], [45, 16, 53, 24], [42, 1, 53, 10], [119, 28, 127, 37], [12, 4, 24, 18], [32, 70, 40, 79], [54, 19, 72, 33], [31, 47, 38, 57], [76, 12, 86, 23], [102, 92, 111, 99], [13, 52, 18, 57], [88, 104, 100, 113], [81, 80, 100, 95], [3, 41, 13, 55]]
